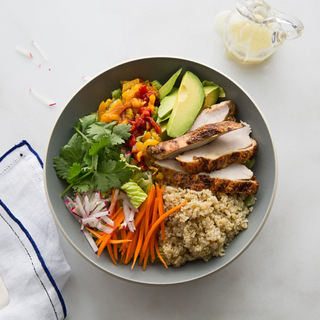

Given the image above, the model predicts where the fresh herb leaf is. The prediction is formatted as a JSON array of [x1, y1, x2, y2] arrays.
[[73, 175, 94, 193], [94, 160, 132, 192], [87, 123, 112, 141], [54, 116, 133, 197], [87, 125, 109, 141], [111, 123, 132, 143], [89, 137, 111, 156], [105, 147, 122, 161], [99, 121, 118, 130], [59, 133, 86, 166], [67, 162, 82, 183], [79, 114, 98, 133], [53, 157, 70, 180], [87, 122, 131, 150]]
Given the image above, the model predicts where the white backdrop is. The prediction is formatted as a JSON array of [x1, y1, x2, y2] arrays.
[[0, 0, 319, 319]]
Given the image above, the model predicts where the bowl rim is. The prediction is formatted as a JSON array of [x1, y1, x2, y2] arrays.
[[44, 56, 278, 285]]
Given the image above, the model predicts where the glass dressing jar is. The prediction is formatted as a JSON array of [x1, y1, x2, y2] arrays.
[[223, 0, 304, 64]]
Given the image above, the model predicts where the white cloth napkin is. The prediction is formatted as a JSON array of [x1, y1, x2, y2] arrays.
[[0, 141, 71, 320]]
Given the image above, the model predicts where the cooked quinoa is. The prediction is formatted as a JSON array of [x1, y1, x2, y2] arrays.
[[159, 186, 253, 267]]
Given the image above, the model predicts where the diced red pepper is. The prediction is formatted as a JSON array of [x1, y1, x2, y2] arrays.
[[146, 117, 162, 134], [135, 115, 145, 129], [128, 136, 136, 148], [138, 106, 146, 114], [141, 110, 151, 118], [139, 106, 151, 117], [147, 91, 155, 97], [130, 123, 137, 133], [139, 85, 148, 95]]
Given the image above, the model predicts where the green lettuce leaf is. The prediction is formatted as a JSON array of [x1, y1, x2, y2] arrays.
[[131, 171, 153, 193], [120, 154, 141, 172], [152, 80, 162, 91], [112, 88, 122, 100], [120, 180, 148, 208]]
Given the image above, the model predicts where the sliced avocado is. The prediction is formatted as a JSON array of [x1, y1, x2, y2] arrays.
[[159, 68, 182, 100], [158, 111, 171, 123], [202, 80, 225, 98], [203, 86, 220, 107], [167, 71, 205, 138], [159, 120, 170, 141], [158, 87, 178, 120]]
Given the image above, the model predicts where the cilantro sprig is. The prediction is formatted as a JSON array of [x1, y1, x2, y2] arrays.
[[53, 114, 133, 197]]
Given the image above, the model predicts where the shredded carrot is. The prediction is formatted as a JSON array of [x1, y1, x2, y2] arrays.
[[138, 196, 152, 266], [119, 200, 148, 256], [85, 226, 102, 239], [109, 239, 132, 244], [145, 185, 155, 238], [131, 220, 145, 269], [150, 198, 159, 263], [140, 201, 187, 258], [155, 237, 168, 268], [120, 228, 127, 241], [95, 235, 104, 246], [112, 232, 118, 260], [97, 209, 124, 257], [156, 184, 165, 242], [133, 199, 148, 227], [125, 230, 139, 265], [116, 200, 121, 211], [110, 207, 122, 220], [142, 243, 150, 271], [113, 209, 125, 230], [119, 231, 134, 253], [85, 181, 180, 270], [107, 243, 118, 266]]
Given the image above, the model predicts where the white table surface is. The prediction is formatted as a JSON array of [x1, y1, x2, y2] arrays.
[[1, 0, 319, 319]]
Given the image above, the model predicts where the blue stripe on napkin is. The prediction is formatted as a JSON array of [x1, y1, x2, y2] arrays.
[[0, 140, 43, 167]]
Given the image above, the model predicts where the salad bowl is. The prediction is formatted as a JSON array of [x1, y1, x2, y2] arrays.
[[44, 57, 277, 285]]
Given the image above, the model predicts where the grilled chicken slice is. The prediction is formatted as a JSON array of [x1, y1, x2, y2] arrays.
[[147, 121, 244, 160], [155, 160, 259, 196], [176, 126, 257, 174], [189, 100, 237, 131]]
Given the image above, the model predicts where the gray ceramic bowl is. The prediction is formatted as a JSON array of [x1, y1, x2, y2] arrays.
[[44, 57, 277, 285]]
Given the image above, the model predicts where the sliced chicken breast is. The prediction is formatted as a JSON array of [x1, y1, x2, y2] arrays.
[[154, 160, 259, 196], [189, 100, 237, 131], [202, 163, 254, 180], [176, 126, 257, 174], [147, 121, 244, 160]]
